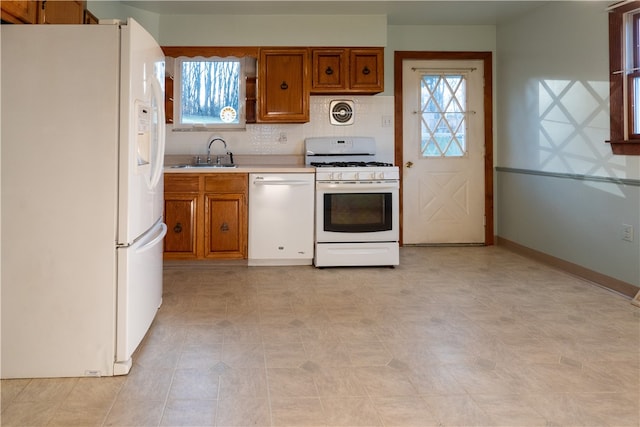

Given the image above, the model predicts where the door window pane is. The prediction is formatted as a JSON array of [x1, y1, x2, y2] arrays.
[[420, 73, 467, 157]]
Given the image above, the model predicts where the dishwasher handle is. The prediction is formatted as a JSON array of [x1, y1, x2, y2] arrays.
[[252, 179, 312, 186]]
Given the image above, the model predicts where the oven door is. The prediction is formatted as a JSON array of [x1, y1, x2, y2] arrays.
[[316, 181, 399, 243]]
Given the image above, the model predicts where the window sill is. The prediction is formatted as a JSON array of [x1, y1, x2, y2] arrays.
[[606, 140, 640, 155]]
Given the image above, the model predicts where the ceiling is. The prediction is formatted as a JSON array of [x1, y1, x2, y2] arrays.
[[120, 1, 551, 25]]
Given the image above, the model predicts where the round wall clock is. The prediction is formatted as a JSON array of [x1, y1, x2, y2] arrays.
[[220, 106, 237, 123]]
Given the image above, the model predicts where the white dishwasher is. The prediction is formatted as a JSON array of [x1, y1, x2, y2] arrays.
[[248, 173, 315, 266]]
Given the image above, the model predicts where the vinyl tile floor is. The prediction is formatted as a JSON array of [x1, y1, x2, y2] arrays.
[[2, 246, 639, 427]]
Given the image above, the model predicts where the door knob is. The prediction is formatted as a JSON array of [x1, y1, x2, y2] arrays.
[[405, 161, 414, 168]]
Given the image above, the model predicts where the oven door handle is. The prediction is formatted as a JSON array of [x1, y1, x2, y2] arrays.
[[316, 182, 399, 190]]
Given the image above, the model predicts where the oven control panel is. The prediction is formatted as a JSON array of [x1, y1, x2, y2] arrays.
[[315, 167, 399, 182]]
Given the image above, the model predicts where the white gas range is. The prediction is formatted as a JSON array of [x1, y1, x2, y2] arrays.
[[305, 137, 400, 267]]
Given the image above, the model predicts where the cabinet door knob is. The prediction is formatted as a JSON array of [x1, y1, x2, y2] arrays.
[[173, 222, 183, 233], [405, 161, 414, 168], [280, 81, 288, 90], [325, 66, 333, 75], [362, 66, 371, 75], [220, 222, 229, 232]]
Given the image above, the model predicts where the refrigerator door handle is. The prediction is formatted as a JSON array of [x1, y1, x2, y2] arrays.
[[149, 75, 166, 190], [136, 222, 167, 254]]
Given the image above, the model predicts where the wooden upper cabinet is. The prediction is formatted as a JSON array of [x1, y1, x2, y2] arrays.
[[349, 48, 384, 92], [165, 75, 174, 124], [84, 8, 98, 24], [312, 48, 348, 92], [1, 1, 38, 24], [311, 47, 384, 94], [258, 48, 310, 123], [38, 0, 85, 24]]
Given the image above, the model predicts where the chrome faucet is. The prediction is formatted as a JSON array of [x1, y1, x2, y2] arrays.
[[207, 137, 227, 164]]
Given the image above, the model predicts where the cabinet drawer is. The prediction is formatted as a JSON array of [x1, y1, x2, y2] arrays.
[[204, 174, 248, 193], [165, 174, 200, 193]]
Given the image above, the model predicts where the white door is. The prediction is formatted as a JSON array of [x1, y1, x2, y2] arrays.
[[402, 60, 485, 244], [118, 19, 166, 245]]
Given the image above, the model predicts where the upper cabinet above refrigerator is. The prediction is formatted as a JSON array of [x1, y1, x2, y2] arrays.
[[1, 1, 87, 24]]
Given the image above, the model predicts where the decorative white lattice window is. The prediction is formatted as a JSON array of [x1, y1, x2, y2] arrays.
[[419, 72, 469, 158]]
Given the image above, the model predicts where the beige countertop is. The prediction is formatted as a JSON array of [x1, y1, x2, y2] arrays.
[[164, 154, 315, 174], [164, 164, 315, 173]]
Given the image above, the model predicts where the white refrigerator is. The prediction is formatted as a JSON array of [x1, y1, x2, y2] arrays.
[[1, 19, 167, 378]]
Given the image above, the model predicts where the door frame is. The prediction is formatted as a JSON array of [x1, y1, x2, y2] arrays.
[[394, 51, 494, 246]]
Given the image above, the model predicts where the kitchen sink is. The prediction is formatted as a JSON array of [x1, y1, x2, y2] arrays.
[[169, 164, 237, 169]]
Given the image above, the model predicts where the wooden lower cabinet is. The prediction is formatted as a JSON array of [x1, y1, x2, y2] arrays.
[[205, 194, 246, 258], [164, 195, 198, 257], [164, 173, 247, 260]]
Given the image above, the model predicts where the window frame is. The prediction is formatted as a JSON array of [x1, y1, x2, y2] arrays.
[[161, 47, 259, 131], [173, 56, 246, 130], [608, 1, 640, 154], [626, 11, 640, 138]]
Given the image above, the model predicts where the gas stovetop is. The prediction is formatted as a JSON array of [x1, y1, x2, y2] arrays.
[[305, 137, 399, 181], [310, 161, 394, 168], [305, 137, 393, 166]]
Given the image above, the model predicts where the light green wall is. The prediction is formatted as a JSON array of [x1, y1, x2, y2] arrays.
[[87, 2, 385, 48], [385, 25, 496, 127], [497, 1, 636, 179], [158, 14, 386, 47], [87, 1, 160, 39], [387, 24, 495, 51], [497, 1, 640, 288]]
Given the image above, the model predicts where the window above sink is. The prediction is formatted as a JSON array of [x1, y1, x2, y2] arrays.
[[162, 47, 258, 131]]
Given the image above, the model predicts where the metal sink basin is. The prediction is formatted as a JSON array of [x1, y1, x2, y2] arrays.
[[169, 163, 237, 169]]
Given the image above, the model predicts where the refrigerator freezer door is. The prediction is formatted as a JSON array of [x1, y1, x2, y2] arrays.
[[118, 18, 166, 245], [115, 219, 167, 373]]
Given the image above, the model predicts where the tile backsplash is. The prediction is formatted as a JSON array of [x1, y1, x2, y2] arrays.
[[164, 95, 395, 164]]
